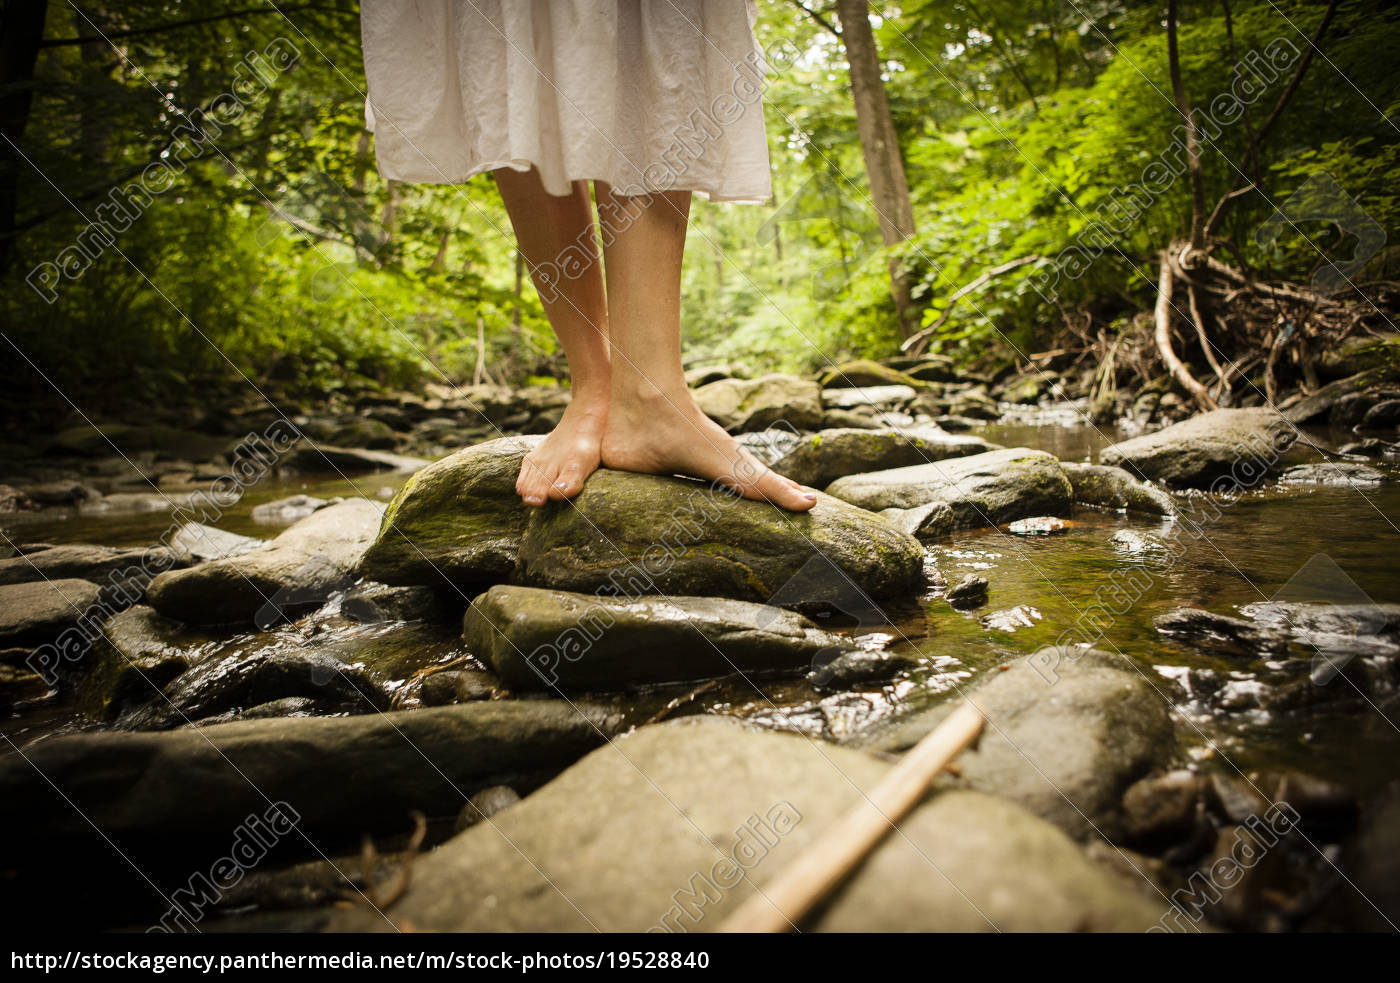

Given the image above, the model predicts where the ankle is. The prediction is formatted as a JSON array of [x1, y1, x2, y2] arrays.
[[610, 377, 691, 419]]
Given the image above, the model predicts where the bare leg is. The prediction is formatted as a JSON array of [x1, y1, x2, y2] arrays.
[[594, 183, 815, 511], [494, 167, 610, 505]]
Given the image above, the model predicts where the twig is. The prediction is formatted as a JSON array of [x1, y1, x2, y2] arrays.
[[1153, 250, 1218, 411]]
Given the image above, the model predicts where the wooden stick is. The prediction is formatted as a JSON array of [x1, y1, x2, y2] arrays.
[[717, 700, 985, 933]]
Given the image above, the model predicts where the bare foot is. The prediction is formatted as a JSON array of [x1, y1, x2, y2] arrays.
[[516, 395, 608, 506], [601, 389, 817, 511]]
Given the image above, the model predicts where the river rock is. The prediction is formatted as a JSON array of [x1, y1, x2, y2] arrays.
[[0, 578, 102, 648], [325, 717, 1169, 932], [463, 585, 853, 691], [1100, 409, 1297, 489], [1280, 462, 1387, 486], [284, 443, 428, 474], [1154, 607, 1290, 659], [858, 648, 1176, 841], [357, 436, 540, 595], [817, 359, 922, 389], [515, 469, 924, 606], [79, 606, 197, 720], [759, 426, 996, 488], [250, 494, 328, 523], [878, 500, 955, 539], [947, 574, 989, 608], [826, 447, 1072, 530], [340, 581, 448, 623], [0, 701, 622, 846], [0, 543, 182, 587], [166, 522, 263, 563], [692, 374, 823, 433], [821, 384, 918, 411], [1061, 462, 1177, 515], [146, 499, 384, 627]]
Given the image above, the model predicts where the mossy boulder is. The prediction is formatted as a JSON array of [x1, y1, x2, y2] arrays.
[[762, 425, 997, 488], [358, 436, 541, 595], [1061, 462, 1176, 515], [514, 469, 924, 606], [1100, 409, 1297, 489], [691, 373, 823, 433], [817, 358, 923, 389]]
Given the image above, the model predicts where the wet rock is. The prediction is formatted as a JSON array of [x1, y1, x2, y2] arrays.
[[358, 436, 541, 595], [284, 443, 428, 474], [860, 648, 1176, 841], [0, 543, 182, 587], [0, 484, 35, 512], [980, 605, 1043, 632], [515, 469, 924, 606], [1062, 462, 1177, 515], [817, 359, 922, 389], [821, 384, 918, 411], [760, 426, 995, 488], [1122, 770, 1201, 845], [0, 664, 51, 708], [181, 696, 322, 728], [1100, 408, 1296, 489], [1360, 399, 1400, 430], [118, 644, 385, 730], [79, 606, 196, 720], [341, 582, 448, 623], [1007, 516, 1068, 536], [166, 523, 263, 564], [464, 585, 853, 691], [827, 447, 1072, 530], [946, 574, 989, 609], [146, 499, 384, 627], [325, 717, 1170, 932], [454, 785, 521, 834], [0, 578, 101, 648], [0, 701, 620, 844], [692, 374, 823, 433], [419, 669, 498, 706], [809, 648, 919, 689], [1280, 462, 1386, 486], [1154, 607, 1290, 659], [251, 494, 328, 523], [327, 418, 399, 450], [23, 480, 101, 505], [878, 499, 955, 540], [1110, 529, 1172, 556]]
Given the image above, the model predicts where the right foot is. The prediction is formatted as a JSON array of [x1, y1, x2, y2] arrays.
[[515, 394, 609, 506], [600, 389, 817, 511]]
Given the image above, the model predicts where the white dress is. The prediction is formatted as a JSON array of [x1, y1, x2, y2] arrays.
[[360, 0, 772, 203]]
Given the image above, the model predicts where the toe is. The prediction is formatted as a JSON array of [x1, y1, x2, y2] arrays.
[[549, 459, 590, 500], [518, 456, 554, 507], [741, 467, 817, 511]]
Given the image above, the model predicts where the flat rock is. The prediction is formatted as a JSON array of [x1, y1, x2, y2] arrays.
[[146, 499, 384, 627], [1280, 462, 1386, 486], [0, 578, 101, 648], [515, 469, 924, 606], [283, 443, 428, 474], [325, 717, 1169, 932], [817, 359, 923, 389], [1100, 409, 1296, 489], [826, 447, 1072, 530], [692, 374, 823, 433], [1154, 607, 1290, 659], [759, 426, 996, 488], [357, 436, 540, 595], [858, 648, 1176, 841], [0, 701, 622, 846], [820, 384, 918, 410], [1062, 462, 1177, 515], [166, 522, 263, 563], [464, 585, 852, 691], [0, 543, 182, 587], [250, 494, 329, 523]]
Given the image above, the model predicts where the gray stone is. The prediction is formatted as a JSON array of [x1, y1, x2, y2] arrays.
[[167, 523, 263, 563], [762, 426, 995, 488], [827, 447, 1072, 530], [0, 701, 621, 843], [1100, 409, 1296, 489], [1062, 462, 1177, 515], [340, 582, 448, 623], [820, 384, 918, 410], [878, 500, 956, 540], [463, 585, 852, 691], [453, 785, 521, 834], [146, 499, 384, 627], [0, 543, 182, 587], [1280, 462, 1386, 486], [1154, 608, 1290, 659], [692, 374, 823, 433], [858, 648, 1176, 841], [0, 578, 101, 648], [947, 574, 989, 608], [251, 494, 328, 523], [324, 717, 1170, 932]]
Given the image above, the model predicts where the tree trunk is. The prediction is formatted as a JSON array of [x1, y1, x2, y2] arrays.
[[0, 0, 48, 274], [836, 0, 918, 336], [1166, 0, 1207, 252]]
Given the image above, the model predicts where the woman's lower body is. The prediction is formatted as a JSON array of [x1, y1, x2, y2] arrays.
[[361, 0, 814, 510]]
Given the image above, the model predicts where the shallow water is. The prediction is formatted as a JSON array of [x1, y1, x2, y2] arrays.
[[5, 417, 1399, 795]]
